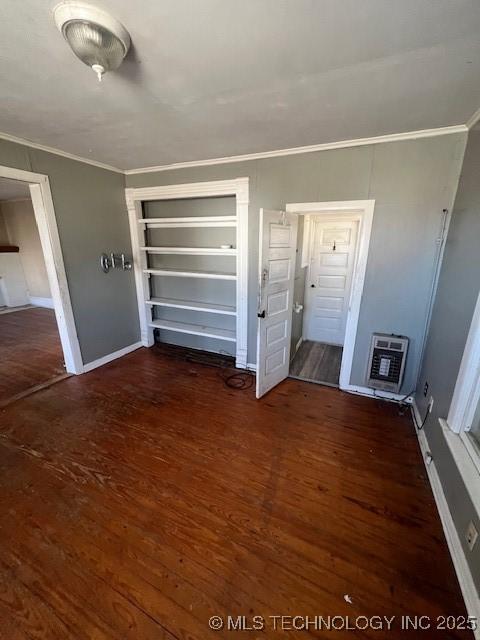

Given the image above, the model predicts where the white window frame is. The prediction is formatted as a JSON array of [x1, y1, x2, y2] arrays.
[[447, 289, 480, 473], [125, 178, 249, 368]]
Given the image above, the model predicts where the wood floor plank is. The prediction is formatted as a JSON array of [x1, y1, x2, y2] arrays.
[[290, 340, 343, 386], [0, 345, 472, 639], [0, 308, 64, 404]]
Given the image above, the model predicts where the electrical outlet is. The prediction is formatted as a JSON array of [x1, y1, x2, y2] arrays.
[[423, 382, 429, 397], [466, 521, 478, 551], [428, 396, 434, 413]]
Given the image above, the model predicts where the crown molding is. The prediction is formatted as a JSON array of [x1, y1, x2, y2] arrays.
[[0, 123, 470, 177], [124, 124, 468, 175], [0, 130, 124, 174], [466, 106, 480, 130]]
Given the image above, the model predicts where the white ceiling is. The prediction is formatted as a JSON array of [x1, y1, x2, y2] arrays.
[[0, 178, 31, 202], [1, 0, 480, 170]]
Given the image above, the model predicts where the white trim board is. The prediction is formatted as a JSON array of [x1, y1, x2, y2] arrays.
[[125, 125, 467, 175], [0, 164, 83, 375], [0, 123, 470, 176], [448, 290, 480, 434], [29, 296, 54, 309], [0, 130, 123, 174], [286, 200, 375, 393], [125, 178, 249, 369], [293, 336, 303, 359], [82, 342, 143, 373], [412, 407, 480, 637], [438, 417, 480, 520], [467, 106, 480, 130], [345, 384, 412, 403]]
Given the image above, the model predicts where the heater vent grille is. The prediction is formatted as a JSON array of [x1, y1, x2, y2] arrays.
[[366, 333, 409, 393]]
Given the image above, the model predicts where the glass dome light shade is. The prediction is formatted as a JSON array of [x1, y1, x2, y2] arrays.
[[64, 20, 126, 72], [54, 2, 130, 81]]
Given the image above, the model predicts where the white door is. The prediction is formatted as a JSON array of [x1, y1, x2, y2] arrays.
[[256, 209, 298, 398], [304, 218, 358, 345]]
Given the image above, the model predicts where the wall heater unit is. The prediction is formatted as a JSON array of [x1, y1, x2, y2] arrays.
[[366, 333, 409, 393]]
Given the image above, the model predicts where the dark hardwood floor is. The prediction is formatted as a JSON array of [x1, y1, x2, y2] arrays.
[[0, 346, 471, 639], [0, 307, 64, 404]]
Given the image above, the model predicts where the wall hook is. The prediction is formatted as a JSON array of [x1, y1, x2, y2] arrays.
[[100, 252, 132, 273]]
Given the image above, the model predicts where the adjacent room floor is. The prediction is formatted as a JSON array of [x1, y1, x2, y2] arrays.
[[0, 346, 470, 639], [290, 339, 343, 386], [0, 307, 65, 406]]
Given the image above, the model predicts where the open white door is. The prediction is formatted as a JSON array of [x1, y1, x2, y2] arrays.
[[256, 209, 298, 398]]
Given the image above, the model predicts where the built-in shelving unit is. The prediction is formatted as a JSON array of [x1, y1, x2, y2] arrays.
[[143, 268, 237, 280], [149, 318, 236, 342], [146, 297, 236, 316], [140, 246, 237, 256], [138, 216, 237, 228], [126, 178, 249, 368]]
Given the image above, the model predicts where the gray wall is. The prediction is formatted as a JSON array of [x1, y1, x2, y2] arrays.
[[0, 138, 139, 364], [415, 129, 480, 591], [127, 133, 466, 390]]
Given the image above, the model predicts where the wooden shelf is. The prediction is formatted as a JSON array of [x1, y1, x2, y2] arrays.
[[140, 246, 237, 256], [150, 319, 236, 342], [138, 216, 237, 228], [147, 297, 236, 316], [144, 268, 236, 280]]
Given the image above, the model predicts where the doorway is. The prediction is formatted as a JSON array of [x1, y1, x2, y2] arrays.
[[0, 166, 83, 405], [290, 216, 359, 387], [256, 200, 375, 398], [0, 178, 67, 404]]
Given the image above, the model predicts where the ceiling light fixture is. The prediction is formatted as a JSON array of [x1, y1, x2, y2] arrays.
[[53, 1, 130, 82]]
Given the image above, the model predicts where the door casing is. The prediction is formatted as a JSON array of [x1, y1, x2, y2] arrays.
[[0, 164, 83, 374], [285, 200, 375, 391]]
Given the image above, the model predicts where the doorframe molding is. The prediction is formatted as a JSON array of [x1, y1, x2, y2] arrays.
[[125, 178, 249, 368], [286, 199, 375, 391], [0, 164, 83, 374]]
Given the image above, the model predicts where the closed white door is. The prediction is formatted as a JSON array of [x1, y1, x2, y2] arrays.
[[304, 219, 358, 345], [256, 209, 298, 398]]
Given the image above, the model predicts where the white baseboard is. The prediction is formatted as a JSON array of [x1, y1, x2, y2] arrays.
[[295, 336, 303, 353], [289, 336, 303, 364], [412, 398, 423, 426], [82, 342, 143, 373], [246, 362, 257, 372], [412, 401, 480, 637], [29, 296, 54, 309], [342, 383, 412, 403]]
